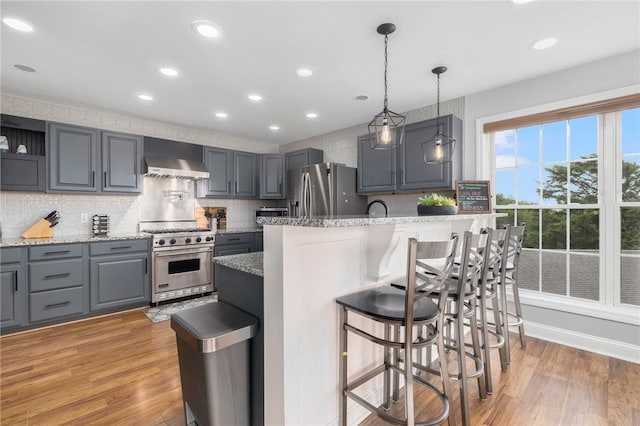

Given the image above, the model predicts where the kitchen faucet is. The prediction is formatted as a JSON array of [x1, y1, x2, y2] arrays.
[[365, 199, 388, 217]]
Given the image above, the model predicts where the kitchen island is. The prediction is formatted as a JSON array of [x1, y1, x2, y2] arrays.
[[257, 214, 503, 426]]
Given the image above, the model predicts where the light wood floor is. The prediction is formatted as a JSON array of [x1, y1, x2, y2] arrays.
[[1, 309, 639, 426]]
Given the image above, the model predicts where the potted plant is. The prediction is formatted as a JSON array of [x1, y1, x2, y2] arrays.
[[417, 193, 458, 215]]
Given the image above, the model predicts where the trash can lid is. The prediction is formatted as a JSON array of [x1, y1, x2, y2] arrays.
[[171, 301, 258, 353]]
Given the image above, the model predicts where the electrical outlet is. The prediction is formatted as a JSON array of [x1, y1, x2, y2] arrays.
[[80, 213, 88, 223]]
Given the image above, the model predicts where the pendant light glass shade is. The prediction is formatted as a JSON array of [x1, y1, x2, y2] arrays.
[[422, 66, 455, 164], [369, 23, 406, 150]]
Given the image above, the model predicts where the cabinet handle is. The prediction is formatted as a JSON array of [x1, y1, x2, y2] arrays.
[[235, 181, 238, 193], [159, 283, 169, 288], [144, 258, 148, 274], [279, 182, 282, 193], [44, 250, 71, 255], [14, 271, 18, 292], [104, 170, 107, 184], [110, 245, 131, 250], [44, 301, 71, 309], [227, 237, 241, 241], [92, 171, 95, 187], [44, 273, 70, 280], [228, 181, 231, 193]]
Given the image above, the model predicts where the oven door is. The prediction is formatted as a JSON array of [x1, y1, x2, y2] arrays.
[[153, 246, 212, 293]]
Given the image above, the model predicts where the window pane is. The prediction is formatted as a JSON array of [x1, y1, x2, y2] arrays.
[[542, 121, 567, 163], [495, 169, 515, 204], [495, 130, 516, 168], [518, 209, 539, 249], [622, 154, 640, 202], [570, 209, 599, 251], [542, 251, 566, 295], [517, 125, 539, 165], [519, 249, 539, 291], [569, 115, 598, 160], [570, 160, 598, 204], [542, 165, 567, 204], [542, 209, 566, 249], [517, 167, 539, 204], [569, 254, 599, 301], [495, 209, 514, 228], [620, 256, 640, 306], [621, 207, 640, 252], [621, 107, 640, 155]]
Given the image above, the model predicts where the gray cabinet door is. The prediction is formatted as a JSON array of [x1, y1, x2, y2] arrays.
[[47, 123, 99, 192], [203, 147, 233, 197], [0, 154, 45, 192], [256, 232, 264, 251], [260, 154, 284, 199], [399, 116, 455, 191], [357, 134, 397, 194], [285, 148, 324, 171], [90, 254, 149, 311], [0, 262, 25, 330], [234, 151, 258, 198], [101, 131, 143, 193]]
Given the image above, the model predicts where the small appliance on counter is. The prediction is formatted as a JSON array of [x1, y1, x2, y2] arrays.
[[255, 207, 288, 225], [92, 215, 109, 236]]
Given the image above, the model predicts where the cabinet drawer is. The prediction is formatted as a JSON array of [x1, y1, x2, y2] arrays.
[[29, 287, 83, 322], [216, 233, 255, 246], [0, 248, 22, 264], [90, 239, 149, 256], [29, 244, 83, 261], [29, 258, 84, 292]]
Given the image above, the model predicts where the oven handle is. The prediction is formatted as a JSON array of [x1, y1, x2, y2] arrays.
[[154, 247, 213, 256]]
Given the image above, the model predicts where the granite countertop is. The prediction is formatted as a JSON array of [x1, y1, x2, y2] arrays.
[[256, 213, 506, 228], [215, 226, 262, 235], [0, 233, 150, 248], [213, 251, 263, 277]]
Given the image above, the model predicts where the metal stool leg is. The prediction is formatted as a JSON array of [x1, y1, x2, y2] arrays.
[[383, 324, 391, 410], [392, 325, 400, 403], [339, 306, 347, 426], [499, 281, 511, 365], [491, 291, 508, 371], [512, 279, 527, 348], [456, 308, 471, 426], [479, 293, 494, 393], [469, 298, 487, 400]]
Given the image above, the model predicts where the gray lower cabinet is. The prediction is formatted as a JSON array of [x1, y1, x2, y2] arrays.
[[259, 154, 285, 199], [214, 232, 262, 257], [284, 148, 324, 171], [0, 154, 46, 192], [0, 248, 26, 330], [201, 147, 258, 198], [47, 123, 143, 194], [89, 240, 149, 311]]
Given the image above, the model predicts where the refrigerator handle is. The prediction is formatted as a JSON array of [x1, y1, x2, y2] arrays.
[[303, 172, 311, 217]]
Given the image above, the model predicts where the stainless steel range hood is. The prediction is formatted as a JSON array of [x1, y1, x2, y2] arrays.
[[144, 156, 209, 180]]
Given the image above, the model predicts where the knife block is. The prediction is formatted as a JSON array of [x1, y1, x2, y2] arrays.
[[22, 219, 53, 239]]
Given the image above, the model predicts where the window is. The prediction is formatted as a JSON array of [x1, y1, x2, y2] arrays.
[[489, 106, 640, 310]]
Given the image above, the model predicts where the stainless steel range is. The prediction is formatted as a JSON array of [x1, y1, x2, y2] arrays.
[[139, 174, 215, 304]]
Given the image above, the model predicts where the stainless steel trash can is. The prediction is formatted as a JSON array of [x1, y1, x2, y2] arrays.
[[171, 301, 258, 426]]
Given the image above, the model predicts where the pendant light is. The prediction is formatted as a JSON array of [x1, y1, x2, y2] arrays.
[[422, 66, 455, 164], [368, 23, 405, 150]]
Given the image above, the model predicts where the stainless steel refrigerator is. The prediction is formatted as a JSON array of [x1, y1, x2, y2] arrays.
[[287, 163, 367, 217]]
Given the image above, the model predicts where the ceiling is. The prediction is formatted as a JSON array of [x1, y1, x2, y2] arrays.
[[1, 1, 638, 146]]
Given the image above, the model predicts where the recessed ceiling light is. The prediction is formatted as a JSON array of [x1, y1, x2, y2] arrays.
[[159, 67, 179, 77], [137, 94, 153, 101], [269, 125, 280, 131], [512, 0, 533, 4], [192, 20, 220, 38], [306, 112, 318, 119], [14, 64, 35, 72], [355, 95, 369, 101], [248, 94, 263, 102], [531, 37, 557, 50], [296, 68, 313, 77], [215, 112, 228, 118], [2, 17, 34, 32]]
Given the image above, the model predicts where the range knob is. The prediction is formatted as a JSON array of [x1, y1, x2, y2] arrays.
[[196, 237, 202, 243], [185, 238, 192, 244], [158, 239, 166, 246], [170, 239, 176, 245], [206, 236, 213, 242]]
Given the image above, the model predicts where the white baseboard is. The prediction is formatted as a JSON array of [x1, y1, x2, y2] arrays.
[[523, 321, 640, 364]]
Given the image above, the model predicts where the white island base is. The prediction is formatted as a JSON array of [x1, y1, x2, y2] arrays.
[[260, 214, 500, 425]]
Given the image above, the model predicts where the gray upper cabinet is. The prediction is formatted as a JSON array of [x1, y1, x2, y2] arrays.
[[399, 115, 462, 191], [357, 133, 397, 194], [284, 148, 324, 171], [201, 147, 258, 198], [101, 131, 143, 193], [0, 154, 46, 192], [47, 123, 100, 192], [202, 147, 233, 197], [0, 248, 26, 331], [234, 151, 258, 198], [47, 123, 143, 194], [259, 154, 285, 199]]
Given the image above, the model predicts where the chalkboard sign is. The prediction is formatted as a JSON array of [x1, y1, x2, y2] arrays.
[[456, 180, 491, 214]]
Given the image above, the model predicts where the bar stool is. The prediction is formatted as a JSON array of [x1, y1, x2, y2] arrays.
[[497, 223, 527, 365], [336, 234, 459, 426]]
